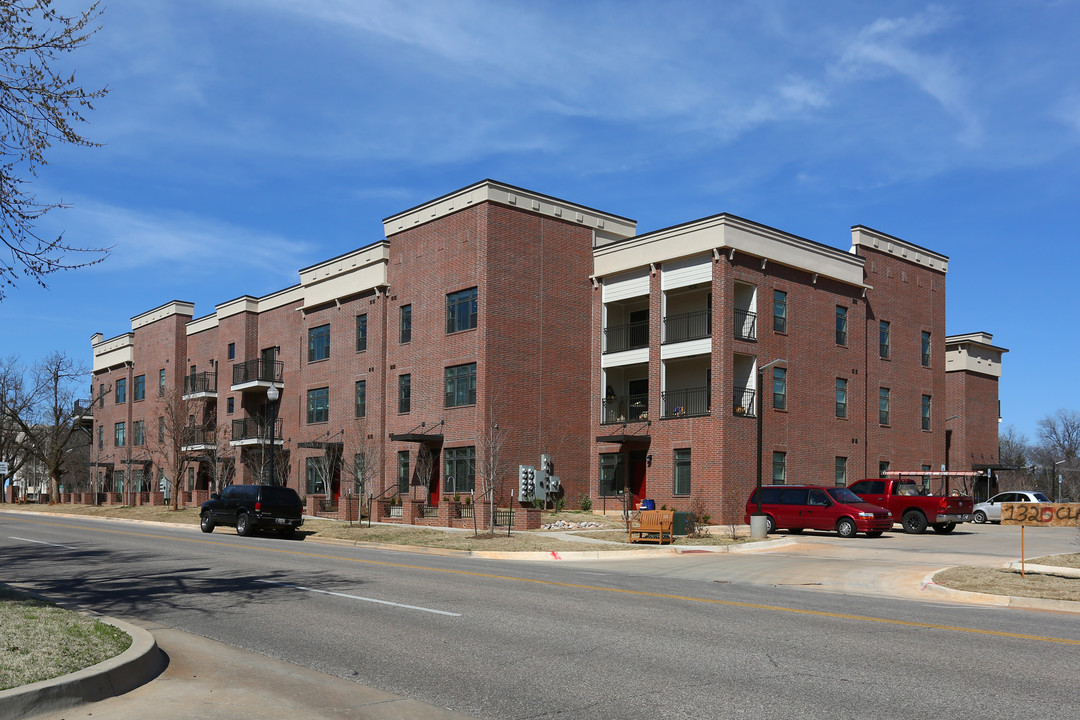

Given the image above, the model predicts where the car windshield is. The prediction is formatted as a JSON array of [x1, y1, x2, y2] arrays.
[[827, 487, 864, 504]]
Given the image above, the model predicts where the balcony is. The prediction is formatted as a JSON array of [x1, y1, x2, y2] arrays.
[[663, 309, 711, 344], [230, 417, 283, 447], [733, 386, 756, 417], [181, 427, 216, 451], [601, 393, 649, 424], [73, 400, 93, 427], [231, 359, 283, 393], [734, 310, 757, 342], [603, 321, 649, 354], [182, 371, 218, 400], [661, 386, 710, 418]]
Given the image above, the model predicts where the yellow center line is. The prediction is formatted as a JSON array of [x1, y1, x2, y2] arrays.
[[9, 514, 1080, 646]]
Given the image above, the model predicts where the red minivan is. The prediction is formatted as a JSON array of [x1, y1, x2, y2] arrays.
[[744, 484, 893, 538]]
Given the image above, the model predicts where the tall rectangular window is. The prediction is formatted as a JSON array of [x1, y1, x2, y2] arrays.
[[879, 461, 890, 477], [922, 394, 931, 430], [133, 375, 145, 402], [835, 306, 848, 346], [444, 363, 476, 407], [227, 397, 234, 414], [308, 324, 330, 362], [114, 422, 126, 447], [227, 342, 236, 360], [400, 305, 412, 343], [773, 290, 787, 333], [132, 420, 145, 446], [306, 457, 327, 495], [772, 451, 787, 484], [772, 367, 787, 410], [397, 450, 410, 494], [921, 331, 931, 367], [97, 426, 103, 450], [446, 287, 478, 334], [673, 449, 691, 495], [307, 387, 329, 423], [835, 378, 848, 418], [158, 370, 165, 395], [835, 456, 848, 486], [599, 453, 624, 497], [444, 446, 476, 493], [355, 380, 366, 418], [879, 387, 890, 425], [356, 314, 368, 352], [398, 374, 411, 413], [879, 321, 890, 359], [158, 417, 165, 443], [99, 383, 105, 408], [116, 378, 127, 404]]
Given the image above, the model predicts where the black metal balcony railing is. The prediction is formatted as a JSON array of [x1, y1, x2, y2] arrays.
[[733, 386, 756, 417], [230, 417, 282, 442], [232, 359, 284, 386], [183, 371, 218, 395], [181, 427, 217, 446], [603, 321, 649, 354], [73, 400, 94, 418], [601, 392, 649, 424], [734, 310, 757, 341], [661, 387, 710, 418], [663, 310, 712, 344]]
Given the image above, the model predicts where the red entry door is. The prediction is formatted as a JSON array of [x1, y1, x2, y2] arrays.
[[629, 451, 648, 506]]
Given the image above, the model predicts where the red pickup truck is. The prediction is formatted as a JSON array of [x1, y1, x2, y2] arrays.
[[847, 478, 974, 534]]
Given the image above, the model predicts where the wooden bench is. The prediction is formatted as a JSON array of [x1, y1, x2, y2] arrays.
[[629, 510, 674, 545]]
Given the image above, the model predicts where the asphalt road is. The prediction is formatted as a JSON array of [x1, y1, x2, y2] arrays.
[[3, 511, 1080, 720]]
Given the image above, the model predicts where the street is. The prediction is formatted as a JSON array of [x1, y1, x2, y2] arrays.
[[3, 510, 1079, 720]]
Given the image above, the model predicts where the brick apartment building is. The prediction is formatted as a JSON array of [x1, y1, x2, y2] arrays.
[[87, 180, 1005, 522]]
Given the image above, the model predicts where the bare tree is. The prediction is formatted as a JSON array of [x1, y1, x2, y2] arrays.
[[345, 416, 383, 519], [413, 445, 435, 503], [0, 0, 111, 299], [146, 390, 198, 510], [203, 433, 236, 495], [998, 425, 1030, 469], [1037, 410, 1080, 501], [475, 410, 508, 534], [0, 356, 31, 495]]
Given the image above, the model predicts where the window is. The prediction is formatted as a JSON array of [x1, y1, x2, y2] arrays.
[[835, 306, 848, 346], [879, 388, 890, 425], [400, 305, 412, 343], [772, 451, 787, 483], [879, 461, 890, 477], [599, 453, 624, 497], [444, 446, 476, 493], [353, 453, 368, 494], [114, 422, 126, 447], [835, 378, 848, 418], [773, 290, 787, 333], [132, 420, 145, 446], [921, 331, 931, 367], [308, 324, 330, 362], [133, 375, 145, 402], [356, 314, 368, 352], [397, 451, 410, 494], [97, 426, 103, 450], [158, 370, 165, 395], [444, 363, 476, 407], [772, 367, 787, 410], [158, 417, 165, 443], [446, 287, 478, 333], [307, 387, 329, 424], [99, 383, 105, 408], [355, 380, 366, 418], [188, 467, 195, 491], [835, 456, 848, 486], [227, 397, 234, 414], [116, 378, 127, 403], [305, 457, 327, 495], [114, 470, 125, 494], [227, 343, 235, 360], [922, 394, 931, 430], [673, 449, 691, 495], [879, 321, 890, 359], [398, 374, 411, 413]]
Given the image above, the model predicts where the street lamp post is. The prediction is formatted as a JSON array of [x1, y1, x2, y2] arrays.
[[266, 384, 280, 486], [752, 358, 787, 539], [1054, 459, 1067, 502]]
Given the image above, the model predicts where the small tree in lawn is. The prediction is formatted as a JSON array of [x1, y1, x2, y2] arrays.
[[475, 412, 508, 534], [203, 432, 236, 495], [413, 444, 435, 503], [345, 416, 383, 521], [148, 389, 199, 510]]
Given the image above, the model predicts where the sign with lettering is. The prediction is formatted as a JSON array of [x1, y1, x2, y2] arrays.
[[1001, 503, 1080, 527]]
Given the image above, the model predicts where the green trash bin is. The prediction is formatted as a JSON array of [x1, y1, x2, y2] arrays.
[[672, 511, 693, 536]]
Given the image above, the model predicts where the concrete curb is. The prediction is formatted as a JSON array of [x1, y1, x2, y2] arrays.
[[920, 569, 1080, 614], [0, 612, 165, 720]]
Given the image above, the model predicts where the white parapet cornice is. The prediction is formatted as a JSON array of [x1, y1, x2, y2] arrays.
[[851, 226, 949, 273]]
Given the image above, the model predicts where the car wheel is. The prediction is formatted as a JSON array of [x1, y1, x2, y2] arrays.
[[200, 513, 215, 534], [865, 530, 884, 538], [787, 528, 804, 534], [236, 512, 253, 537], [932, 522, 956, 534], [973, 510, 987, 524], [764, 515, 776, 534], [836, 517, 857, 538], [901, 510, 927, 534]]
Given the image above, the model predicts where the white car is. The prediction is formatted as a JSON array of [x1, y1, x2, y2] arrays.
[[972, 491, 1052, 524]]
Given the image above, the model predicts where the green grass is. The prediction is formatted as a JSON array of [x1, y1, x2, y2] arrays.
[[0, 588, 131, 691]]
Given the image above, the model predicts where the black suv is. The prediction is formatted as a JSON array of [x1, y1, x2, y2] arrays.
[[200, 484, 304, 537]]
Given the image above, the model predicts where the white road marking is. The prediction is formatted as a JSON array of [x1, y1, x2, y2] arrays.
[[9, 536, 78, 550], [255, 579, 461, 616]]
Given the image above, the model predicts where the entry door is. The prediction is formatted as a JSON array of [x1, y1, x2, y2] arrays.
[[629, 450, 648, 506]]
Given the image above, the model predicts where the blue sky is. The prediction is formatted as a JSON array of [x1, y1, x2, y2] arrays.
[[2, 0, 1077, 445]]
